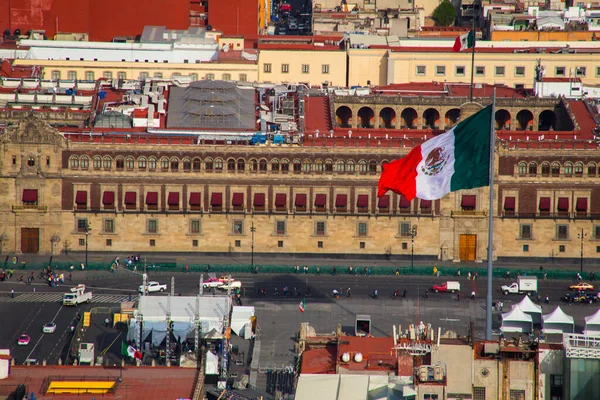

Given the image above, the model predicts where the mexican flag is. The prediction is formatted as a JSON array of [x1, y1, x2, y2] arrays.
[[299, 297, 306, 313], [121, 341, 142, 359], [453, 30, 474, 52], [378, 105, 492, 201]]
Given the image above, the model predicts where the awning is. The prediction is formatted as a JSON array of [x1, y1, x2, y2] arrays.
[[232, 192, 244, 207], [275, 193, 286, 207], [295, 194, 307, 207], [378, 195, 389, 208], [420, 199, 432, 209], [75, 191, 87, 205], [504, 196, 515, 211], [189, 192, 201, 206], [124, 192, 137, 205], [254, 193, 266, 207], [211, 192, 223, 207], [102, 191, 115, 205], [22, 189, 38, 202], [557, 197, 569, 211], [399, 196, 410, 208], [539, 197, 550, 211], [146, 192, 158, 205], [315, 194, 326, 207], [335, 194, 347, 208], [461, 195, 476, 208], [357, 194, 368, 208], [576, 197, 588, 212], [168, 192, 179, 206]]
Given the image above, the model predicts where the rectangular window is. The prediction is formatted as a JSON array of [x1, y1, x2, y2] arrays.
[[594, 225, 600, 239], [495, 66, 505, 76], [315, 221, 326, 236], [106, 239, 112, 246], [357, 222, 368, 237], [190, 220, 201, 234], [509, 390, 525, 400], [51, 70, 61, 80], [318, 241, 323, 248], [239, 74, 248, 82], [235, 240, 241, 247], [278, 240, 284, 248], [150, 239, 156, 247], [117, 72, 126, 79], [473, 387, 486, 400], [575, 67, 586, 77], [276, 220, 286, 235], [559, 245, 565, 252], [205, 73, 214, 80], [192, 239, 198, 247], [322, 64, 329, 74], [103, 219, 115, 234], [416, 65, 426, 76], [520, 224, 532, 239], [455, 66, 465, 76], [264, 63, 272, 73], [103, 71, 113, 79], [147, 219, 158, 234], [399, 222, 410, 237], [423, 395, 439, 400], [222, 73, 231, 80], [435, 65, 446, 76], [281, 64, 289, 73], [77, 219, 89, 233], [515, 66, 525, 77], [359, 241, 365, 249], [302, 64, 309, 73], [154, 72, 163, 78], [475, 66, 485, 76], [139, 72, 148, 79], [79, 238, 85, 246], [85, 71, 95, 81], [232, 220, 244, 235], [555, 67, 566, 76], [523, 244, 529, 252], [557, 225, 568, 240], [67, 71, 77, 80]]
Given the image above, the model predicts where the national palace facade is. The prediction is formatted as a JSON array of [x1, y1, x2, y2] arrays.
[[1, 101, 599, 263]]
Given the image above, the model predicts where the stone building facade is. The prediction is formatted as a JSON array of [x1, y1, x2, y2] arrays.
[[1, 112, 599, 263]]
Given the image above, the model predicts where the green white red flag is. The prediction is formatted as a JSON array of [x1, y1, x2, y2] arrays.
[[299, 297, 306, 313], [453, 30, 474, 52], [378, 105, 492, 201]]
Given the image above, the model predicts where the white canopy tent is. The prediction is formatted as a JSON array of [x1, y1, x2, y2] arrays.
[[542, 306, 574, 334], [584, 309, 600, 336], [230, 306, 255, 339], [515, 295, 543, 324], [501, 305, 533, 333]]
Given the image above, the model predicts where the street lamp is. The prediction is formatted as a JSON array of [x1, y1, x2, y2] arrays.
[[250, 221, 256, 269], [410, 225, 418, 270], [84, 222, 91, 268], [578, 229, 587, 274]]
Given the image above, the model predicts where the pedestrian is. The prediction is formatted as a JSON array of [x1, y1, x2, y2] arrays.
[[316, 266, 320, 275], [505, 270, 510, 280], [185, 264, 189, 273], [104, 318, 110, 328], [10, 289, 14, 298], [395, 268, 400, 276], [467, 272, 471, 280], [543, 272, 547, 280], [367, 267, 372, 277], [33, 286, 36, 292], [349, 265, 353, 274], [433, 266, 438, 276], [471, 290, 476, 300], [457, 269, 461, 277], [457, 292, 460, 301], [128, 293, 132, 301]]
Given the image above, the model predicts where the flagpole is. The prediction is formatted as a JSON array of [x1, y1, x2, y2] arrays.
[[485, 88, 496, 341], [469, 17, 477, 102]]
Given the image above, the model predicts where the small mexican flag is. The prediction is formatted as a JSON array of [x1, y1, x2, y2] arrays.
[[299, 297, 306, 313], [378, 105, 492, 201], [453, 30, 474, 52]]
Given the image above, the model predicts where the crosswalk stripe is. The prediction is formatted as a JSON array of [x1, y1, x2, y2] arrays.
[[0, 293, 130, 304]]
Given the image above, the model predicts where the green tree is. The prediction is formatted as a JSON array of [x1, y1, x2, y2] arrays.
[[432, 0, 456, 27]]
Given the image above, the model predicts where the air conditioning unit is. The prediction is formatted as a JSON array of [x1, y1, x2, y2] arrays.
[[434, 365, 444, 381]]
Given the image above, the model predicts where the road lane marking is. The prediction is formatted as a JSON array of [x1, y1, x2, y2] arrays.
[[24, 305, 63, 364]]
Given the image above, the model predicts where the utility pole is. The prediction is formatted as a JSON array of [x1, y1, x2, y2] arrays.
[[171, 276, 175, 297], [578, 229, 587, 274], [199, 274, 204, 296], [250, 221, 256, 268], [84, 222, 91, 268], [410, 225, 418, 270]]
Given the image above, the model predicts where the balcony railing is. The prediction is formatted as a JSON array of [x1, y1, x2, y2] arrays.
[[451, 210, 487, 217], [501, 212, 600, 220], [12, 205, 48, 211]]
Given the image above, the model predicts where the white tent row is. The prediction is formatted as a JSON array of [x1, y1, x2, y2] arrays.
[[542, 306, 574, 334], [501, 305, 533, 333], [231, 306, 255, 339], [515, 295, 543, 324], [585, 309, 600, 336]]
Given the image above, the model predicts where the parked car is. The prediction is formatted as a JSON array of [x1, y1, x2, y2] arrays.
[[218, 280, 242, 290], [432, 281, 460, 293], [42, 322, 57, 334], [563, 291, 597, 304], [138, 281, 167, 293], [569, 282, 595, 291], [17, 334, 31, 346]]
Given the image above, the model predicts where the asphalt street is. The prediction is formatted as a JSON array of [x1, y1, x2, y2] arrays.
[[0, 270, 598, 374]]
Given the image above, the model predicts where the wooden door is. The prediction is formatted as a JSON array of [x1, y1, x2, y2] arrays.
[[459, 234, 477, 261], [21, 228, 39, 254]]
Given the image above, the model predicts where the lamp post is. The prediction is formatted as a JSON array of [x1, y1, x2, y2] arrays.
[[578, 229, 587, 274], [410, 225, 418, 270], [250, 221, 256, 269], [84, 222, 91, 268]]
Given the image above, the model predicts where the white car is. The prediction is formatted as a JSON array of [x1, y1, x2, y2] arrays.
[[138, 281, 167, 293], [218, 280, 242, 290], [42, 322, 57, 334]]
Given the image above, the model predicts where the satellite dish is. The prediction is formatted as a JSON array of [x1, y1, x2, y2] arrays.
[[354, 353, 363, 362], [223, 44, 230, 52], [342, 353, 350, 362]]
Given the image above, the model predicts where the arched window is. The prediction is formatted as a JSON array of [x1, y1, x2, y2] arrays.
[[115, 157, 125, 170], [334, 160, 345, 172], [281, 159, 289, 173], [93, 156, 102, 169], [103, 156, 112, 170], [148, 157, 157, 170], [528, 162, 537, 175], [70, 156, 79, 169], [518, 162, 527, 175], [314, 159, 323, 173], [259, 159, 267, 172], [346, 160, 356, 173], [126, 157, 134, 170], [250, 159, 258, 172], [551, 162, 560, 176], [170, 158, 179, 171], [325, 160, 333, 173], [293, 159, 302, 173], [588, 163, 597, 176], [192, 158, 201, 171], [27, 156, 35, 167], [541, 162, 550, 176], [358, 160, 368, 173], [574, 162, 583, 176], [227, 158, 236, 172], [271, 159, 280, 172], [237, 158, 245, 171], [368, 160, 377, 173], [302, 160, 311, 172], [138, 157, 147, 170], [80, 156, 89, 169], [214, 158, 223, 171], [183, 158, 191, 171], [564, 162, 573, 176], [160, 157, 169, 171], [205, 158, 213, 172]]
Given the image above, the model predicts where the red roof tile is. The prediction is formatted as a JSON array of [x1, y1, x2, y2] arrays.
[[301, 346, 337, 374], [568, 100, 598, 138], [337, 336, 396, 372]]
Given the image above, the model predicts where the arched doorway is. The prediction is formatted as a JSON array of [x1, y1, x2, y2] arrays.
[[401, 108, 417, 129], [445, 109, 461, 129], [336, 106, 352, 128], [495, 109, 511, 130], [379, 107, 396, 128], [538, 110, 556, 131], [357, 107, 375, 128], [423, 108, 440, 129], [516, 110, 533, 131]]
